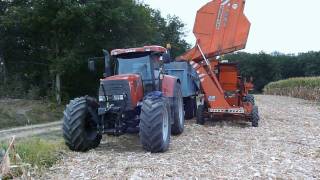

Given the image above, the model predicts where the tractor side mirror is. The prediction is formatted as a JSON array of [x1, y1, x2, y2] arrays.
[[163, 43, 172, 63], [162, 53, 171, 63], [88, 60, 96, 72]]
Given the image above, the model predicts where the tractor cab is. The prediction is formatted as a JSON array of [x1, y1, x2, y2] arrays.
[[93, 46, 168, 114], [111, 46, 167, 94]]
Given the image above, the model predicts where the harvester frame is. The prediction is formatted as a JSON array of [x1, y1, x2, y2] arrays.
[[179, 0, 260, 126]]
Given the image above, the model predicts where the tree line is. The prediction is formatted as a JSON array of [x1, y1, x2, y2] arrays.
[[0, 0, 189, 103], [0, 0, 319, 103], [225, 51, 320, 92]]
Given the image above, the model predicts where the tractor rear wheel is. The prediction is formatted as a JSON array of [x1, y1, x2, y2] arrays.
[[184, 97, 197, 120], [140, 95, 171, 153], [196, 105, 205, 125], [171, 83, 185, 135], [63, 97, 101, 152], [251, 106, 260, 127], [245, 94, 255, 105]]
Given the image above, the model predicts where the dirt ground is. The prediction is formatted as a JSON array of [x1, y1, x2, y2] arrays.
[[0, 99, 63, 130], [0, 121, 61, 142], [44, 95, 320, 179]]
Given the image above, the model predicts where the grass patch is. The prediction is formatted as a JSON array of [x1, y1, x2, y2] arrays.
[[0, 99, 64, 130], [1, 138, 65, 169], [26, 103, 64, 125], [263, 77, 320, 101]]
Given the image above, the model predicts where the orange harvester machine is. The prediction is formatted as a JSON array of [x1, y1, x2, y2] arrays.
[[179, 0, 256, 122]]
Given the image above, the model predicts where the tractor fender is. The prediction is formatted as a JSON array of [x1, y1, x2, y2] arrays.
[[161, 75, 180, 97], [161, 76, 181, 126]]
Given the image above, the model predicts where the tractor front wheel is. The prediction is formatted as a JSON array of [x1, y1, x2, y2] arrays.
[[139, 95, 171, 153], [63, 97, 101, 152], [245, 94, 255, 105], [251, 106, 260, 127], [196, 105, 205, 125]]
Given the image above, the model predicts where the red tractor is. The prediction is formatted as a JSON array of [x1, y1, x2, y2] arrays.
[[63, 46, 185, 153]]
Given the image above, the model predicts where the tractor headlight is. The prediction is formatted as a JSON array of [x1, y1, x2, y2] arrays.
[[113, 95, 125, 101], [99, 96, 107, 102], [99, 95, 125, 102]]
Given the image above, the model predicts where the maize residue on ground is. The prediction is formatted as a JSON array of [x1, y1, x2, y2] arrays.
[[44, 95, 320, 179]]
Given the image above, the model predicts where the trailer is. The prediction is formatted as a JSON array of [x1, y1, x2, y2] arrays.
[[164, 61, 200, 119]]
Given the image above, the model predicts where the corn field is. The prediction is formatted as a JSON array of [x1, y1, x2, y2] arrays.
[[263, 77, 320, 101]]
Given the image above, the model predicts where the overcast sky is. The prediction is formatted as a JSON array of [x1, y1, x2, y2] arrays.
[[144, 0, 320, 54]]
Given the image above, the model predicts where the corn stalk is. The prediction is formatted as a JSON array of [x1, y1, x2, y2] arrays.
[[0, 136, 31, 179]]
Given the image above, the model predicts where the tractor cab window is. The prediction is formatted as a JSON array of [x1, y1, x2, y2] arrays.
[[117, 56, 152, 81], [117, 55, 155, 93]]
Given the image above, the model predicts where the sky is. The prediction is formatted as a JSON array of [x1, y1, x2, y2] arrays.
[[144, 0, 320, 54]]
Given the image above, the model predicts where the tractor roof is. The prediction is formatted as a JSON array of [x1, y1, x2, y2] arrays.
[[111, 46, 166, 56]]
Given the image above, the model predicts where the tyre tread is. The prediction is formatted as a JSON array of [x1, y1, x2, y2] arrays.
[[63, 97, 101, 152], [140, 96, 171, 153]]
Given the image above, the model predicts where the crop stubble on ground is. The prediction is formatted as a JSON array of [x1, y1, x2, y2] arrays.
[[45, 95, 320, 179]]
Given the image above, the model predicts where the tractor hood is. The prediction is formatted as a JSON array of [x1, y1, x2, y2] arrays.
[[99, 74, 144, 110]]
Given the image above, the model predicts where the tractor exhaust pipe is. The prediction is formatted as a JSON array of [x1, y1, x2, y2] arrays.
[[103, 49, 111, 78], [88, 50, 112, 78]]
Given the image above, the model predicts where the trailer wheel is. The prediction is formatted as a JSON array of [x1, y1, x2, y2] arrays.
[[171, 83, 185, 135], [245, 94, 255, 105], [251, 106, 260, 127], [184, 97, 197, 120], [140, 95, 171, 153], [63, 97, 102, 152], [196, 105, 205, 125]]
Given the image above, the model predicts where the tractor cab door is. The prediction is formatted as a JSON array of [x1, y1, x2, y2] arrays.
[[151, 54, 162, 91]]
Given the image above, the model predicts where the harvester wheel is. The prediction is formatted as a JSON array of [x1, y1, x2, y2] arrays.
[[245, 94, 255, 105], [184, 97, 197, 120], [63, 97, 101, 152], [171, 83, 185, 135], [251, 105, 260, 127], [196, 105, 205, 125], [140, 95, 171, 153]]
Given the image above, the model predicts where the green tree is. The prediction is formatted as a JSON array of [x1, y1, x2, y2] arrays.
[[0, 0, 190, 102], [226, 51, 320, 92]]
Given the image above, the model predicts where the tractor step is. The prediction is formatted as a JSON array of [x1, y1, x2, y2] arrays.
[[102, 129, 124, 136]]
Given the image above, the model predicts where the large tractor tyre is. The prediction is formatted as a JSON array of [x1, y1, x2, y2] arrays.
[[63, 97, 102, 152], [196, 105, 205, 125], [140, 96, 171, 153], [193, 97, 197, 118], [245, 94, 255, 105], [251, 106, 260, 127], [171, 83, 185, 135], [184, 97, 197, 120]]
